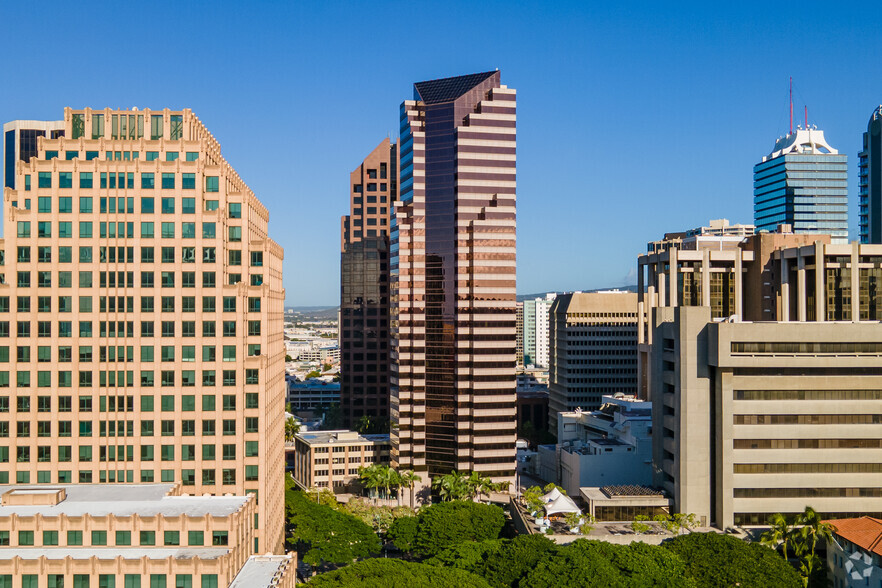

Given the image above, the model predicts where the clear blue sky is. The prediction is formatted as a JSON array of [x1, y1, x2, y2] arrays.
[[3, 1, 881, 305]]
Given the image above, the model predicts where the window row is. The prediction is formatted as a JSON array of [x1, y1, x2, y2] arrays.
[[43, 149, 200, 163], [25, 172, 220, 192], [0, 320, 265, 340], [0, 368, 261, 388], [10, 270, 264, 289], [1, 295, 263, 317], [7, 528, 228, 548], [23, 195, 239, 216], [13, 245, 262, 266], [1, 393, 260, 413], [3, 444, 262, 466], [16, 221, 242, 241], [0, 571, 219, 588], [0, 416, 260, 439]]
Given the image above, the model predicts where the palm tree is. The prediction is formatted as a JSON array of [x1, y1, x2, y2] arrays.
[[466, 472, 488, 500], [376, 466, 399, 504], [794, 506, 836, 585], [358, 465, 381, 502], [799, 506, 836, 555], [761, 513, 793, 561], [284, 416, 300, 442], [399, 470, 420, 509], [433, 471, 469, 501]]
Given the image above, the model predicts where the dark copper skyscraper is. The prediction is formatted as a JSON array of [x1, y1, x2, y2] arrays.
[[340, 139, 397, 428], [391, 71, 517, 487]]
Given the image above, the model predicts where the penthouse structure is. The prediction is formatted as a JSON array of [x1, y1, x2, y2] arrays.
[[0, 108, 286, 553], [636, 221, 821, 396], [547, 291, 638, 425], [754, 127, 848, 243], [391, 71, 517, 486], [3, 120, 65, 190], [340, 139, 396, 428]]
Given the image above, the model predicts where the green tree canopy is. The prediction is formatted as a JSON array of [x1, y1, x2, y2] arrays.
[[307, 558, 492, 588], [663, 532, 801, 588], [287, 490, 381, 565], [386, 515, 419, 552], [412, 501, 506, 557], [424, 539, 506, 572], [481, 534, 560, 588], [521, 539, 695, 588]]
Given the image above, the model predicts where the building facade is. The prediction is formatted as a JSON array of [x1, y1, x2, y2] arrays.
[[547, 291, 638, 429], [286, 376, 341, 411], [859, 106, 882, 244], [3, 120, 65, 190], [516, 301, 524, 366], [651, 305, 882, 528], [391, 71, 517, 486], [340, 139, 397, 428], [0, 108, 286, 552], [289, 430, 390, 491], [521, 294, 555, 368], [636, 221, 822, 397], [0, 483, 295, 587], [754, 127, 848, 243]]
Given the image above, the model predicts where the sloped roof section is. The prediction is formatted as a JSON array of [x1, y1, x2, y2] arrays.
[[825, 516, 882, 556], [414, 71, 499, 104]]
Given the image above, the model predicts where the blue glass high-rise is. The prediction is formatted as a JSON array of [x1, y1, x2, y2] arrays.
[[754, 127, 848, 243]]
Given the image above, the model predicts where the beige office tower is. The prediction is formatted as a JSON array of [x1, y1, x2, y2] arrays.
[[0, 108, 285, 553], [392, 71, 517, 487], [547, 291, 638, 430]]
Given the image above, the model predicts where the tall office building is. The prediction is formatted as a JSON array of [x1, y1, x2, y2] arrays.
[[4, 120, 65, 190], [521, 294, 556, 367], [0, 108, 286, 553], [391, 71, 517, 487], [754, 127, 848, 243], [515, 301, 524, 366], [859, 106, 882, 244], [547, 291, 638, 429], [340, 138, 397, 428]]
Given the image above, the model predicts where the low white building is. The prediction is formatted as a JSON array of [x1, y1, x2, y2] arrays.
[[552, 395, 653, 496]]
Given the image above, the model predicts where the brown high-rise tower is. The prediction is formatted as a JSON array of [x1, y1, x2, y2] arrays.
[[340, 139, 397, 429], [391, 71, 517, 487]]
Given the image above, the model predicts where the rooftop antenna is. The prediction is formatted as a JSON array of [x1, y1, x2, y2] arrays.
[[805, 105, 808, 129], [789, 77, 793, 135]]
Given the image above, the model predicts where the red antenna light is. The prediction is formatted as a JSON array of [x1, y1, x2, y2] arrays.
[[789, 77, 793, 134]]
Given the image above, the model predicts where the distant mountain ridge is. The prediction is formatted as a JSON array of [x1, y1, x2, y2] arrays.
[[288, 286, 640, 311], [516, 285, 637, 302]]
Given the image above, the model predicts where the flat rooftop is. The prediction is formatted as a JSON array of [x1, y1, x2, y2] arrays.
[[297, 430, 390, 445], [0, 484, 249, 518], [229, 554, 295, 588]]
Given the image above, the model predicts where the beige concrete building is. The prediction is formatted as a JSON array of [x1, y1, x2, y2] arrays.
[[547, 291, 638, 428], [637, 221, 826, 397], [651, 305, 882, 528], [0, 108, 286, 553], [289, 430, 390, 491], [0, 483, 296, 587]]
